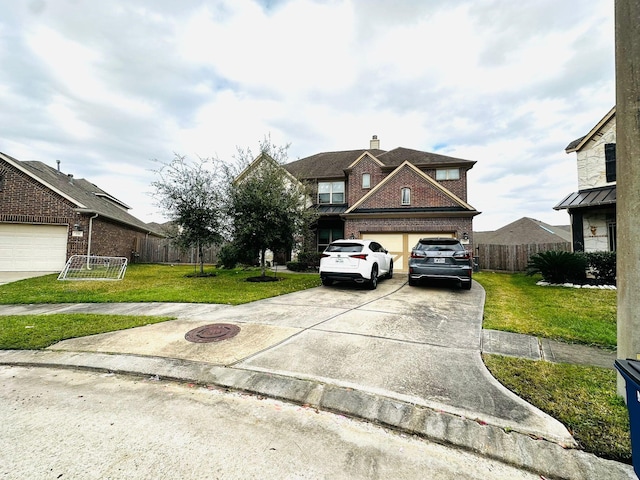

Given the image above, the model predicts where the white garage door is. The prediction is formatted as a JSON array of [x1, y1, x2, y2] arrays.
[[0, 224, 68, 272], [362, 232, 455, 272]]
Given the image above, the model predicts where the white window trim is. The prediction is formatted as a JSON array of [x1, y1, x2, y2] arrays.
[[362, 173, 371, 189], [318, 181, 345, 204], [436, 168, 460, 180], [401, 187, 411, 205]]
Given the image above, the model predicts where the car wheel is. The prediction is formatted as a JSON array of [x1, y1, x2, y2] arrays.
[[368, 266, 378, 290], [321, 278, 333, 286], [386, 261, 393, 279], [462, 280, 472, 290]]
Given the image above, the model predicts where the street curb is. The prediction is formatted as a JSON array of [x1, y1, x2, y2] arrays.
[[0, 350, 634, 480]]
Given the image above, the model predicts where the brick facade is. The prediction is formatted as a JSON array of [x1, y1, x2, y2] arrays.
[[0, 157, 154, 262]]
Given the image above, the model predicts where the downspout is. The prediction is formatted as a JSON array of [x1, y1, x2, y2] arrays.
[[86, 213, 99, 269]]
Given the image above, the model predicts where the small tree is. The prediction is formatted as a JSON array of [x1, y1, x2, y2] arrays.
[[228, 138, 317, 278], [151, 154, 225, 274]]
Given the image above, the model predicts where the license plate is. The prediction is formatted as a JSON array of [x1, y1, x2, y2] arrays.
[[335, 257, 344, 263], [434, 258, 446, 264]]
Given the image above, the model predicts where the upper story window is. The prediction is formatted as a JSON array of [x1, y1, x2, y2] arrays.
[[604, 143, 616, 183], [436, 168, 460, 180], [0, 174, 4, 191], [362, 173, 371, 189], [401, 187, 411, 205], [318, 181, 345, 204]]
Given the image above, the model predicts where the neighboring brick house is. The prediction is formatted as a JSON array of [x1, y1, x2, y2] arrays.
[[0, 152, 163, 271], [283, 136, 480, 271], [555, 107, 617, 252]]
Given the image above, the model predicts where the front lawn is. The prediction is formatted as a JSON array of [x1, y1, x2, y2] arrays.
[[475, 271, 616, 348], [0, 264, 321, 305]]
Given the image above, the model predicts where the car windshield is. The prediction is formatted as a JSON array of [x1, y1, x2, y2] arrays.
[[326, 243, 364, 253], [415, 241, 463, 252]]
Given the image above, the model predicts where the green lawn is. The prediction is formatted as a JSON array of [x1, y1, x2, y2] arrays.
[[475, 271, 616, 348], [0, 264, 321, 305], [474, 271, 630, 463], [0, 313, 172, 349]]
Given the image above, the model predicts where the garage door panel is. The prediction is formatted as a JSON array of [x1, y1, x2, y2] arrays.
[[363, 232, 456, 272], [0, 224, 68, 272]]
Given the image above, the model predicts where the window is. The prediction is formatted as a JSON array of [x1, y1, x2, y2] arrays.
[[608, 221, 617, 251], [605, 143, 616, 183], [401, 187, 411, 205], [318, 181, 345, 204], [362, 173, 371, 189], [318, 227, 344, 251], [0, 174, 4, 191], [436, 168, 460, 180]]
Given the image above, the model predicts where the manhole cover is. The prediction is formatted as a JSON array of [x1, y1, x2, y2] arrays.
[[184, 323, 241, 343]]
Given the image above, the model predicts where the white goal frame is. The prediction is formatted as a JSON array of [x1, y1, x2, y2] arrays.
[[58, 255, 128, 281]]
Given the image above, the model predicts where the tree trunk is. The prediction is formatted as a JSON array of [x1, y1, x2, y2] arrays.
[[198, 241, 204, 274], [261, 247, 267, 277]]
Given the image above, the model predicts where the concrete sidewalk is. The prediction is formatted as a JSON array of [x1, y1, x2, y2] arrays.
[[0, 278, 633, 480]]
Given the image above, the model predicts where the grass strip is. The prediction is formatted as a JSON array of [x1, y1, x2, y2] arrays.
[[0, 314, 172, 349], [475, 271, 616, 348], [483, 354, 631, 463]]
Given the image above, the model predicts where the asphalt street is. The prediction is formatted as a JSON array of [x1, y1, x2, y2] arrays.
[[0, 365, 544, 480]]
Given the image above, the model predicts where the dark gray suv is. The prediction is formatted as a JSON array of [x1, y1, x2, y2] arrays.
[[407, 238, 472, 289]]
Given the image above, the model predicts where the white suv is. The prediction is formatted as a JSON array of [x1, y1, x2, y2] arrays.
[[319, 239, 393, 289]]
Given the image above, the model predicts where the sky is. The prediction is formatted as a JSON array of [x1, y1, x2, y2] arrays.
[[0, 0, 615, 231]]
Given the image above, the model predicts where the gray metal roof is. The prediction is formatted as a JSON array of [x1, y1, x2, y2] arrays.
[[554, 186, 616, 211]]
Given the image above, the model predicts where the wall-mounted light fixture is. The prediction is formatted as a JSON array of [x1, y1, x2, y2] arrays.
[[462, 232, 469, 241]]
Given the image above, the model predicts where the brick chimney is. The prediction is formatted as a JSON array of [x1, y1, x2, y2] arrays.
[[370, 135, 380, 150]]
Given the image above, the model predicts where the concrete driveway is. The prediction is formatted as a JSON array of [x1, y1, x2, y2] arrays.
[[0, 271, 57, 285], [21, 277, 572, 445]]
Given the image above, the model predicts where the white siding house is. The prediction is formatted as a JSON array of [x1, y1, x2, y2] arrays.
[[555, 107, 617, 252]]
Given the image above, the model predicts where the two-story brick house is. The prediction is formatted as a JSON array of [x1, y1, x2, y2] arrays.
[[554, 107, 617, 252], [0, 152, 163, 271], [284, 136, 480, 271]]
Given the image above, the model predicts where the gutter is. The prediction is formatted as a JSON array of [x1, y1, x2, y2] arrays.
[[86, 213, 99, 268]]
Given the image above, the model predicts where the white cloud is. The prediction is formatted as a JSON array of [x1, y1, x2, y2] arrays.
[[0, 0, 616, 231]]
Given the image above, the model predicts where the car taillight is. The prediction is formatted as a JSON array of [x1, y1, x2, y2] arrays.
[[320, 253, 331, 258], [411, 251, 425, 258], [454, 251, 471, 260], [349, 254, 368, 260]]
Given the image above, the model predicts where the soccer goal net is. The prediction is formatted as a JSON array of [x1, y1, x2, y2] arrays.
[[58, 255, 128, 281]]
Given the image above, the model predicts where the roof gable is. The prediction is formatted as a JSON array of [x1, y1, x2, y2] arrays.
[[345, 161, 475, 213], [0, 152, 160, 234], [565, 107, 616, 153], [347, 151, 384, 169]]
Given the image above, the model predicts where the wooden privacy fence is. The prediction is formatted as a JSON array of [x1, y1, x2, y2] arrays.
[[134, 236, 219, 264], [476, 242, 571, 272]]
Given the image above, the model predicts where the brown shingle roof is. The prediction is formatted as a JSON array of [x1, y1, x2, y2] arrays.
[[11, 157, 162, 235], [474, 217, 571, 245], [283, 146, 475, 179]]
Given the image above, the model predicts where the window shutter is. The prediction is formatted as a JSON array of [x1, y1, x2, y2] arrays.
[[605, 143, 616, 183]]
